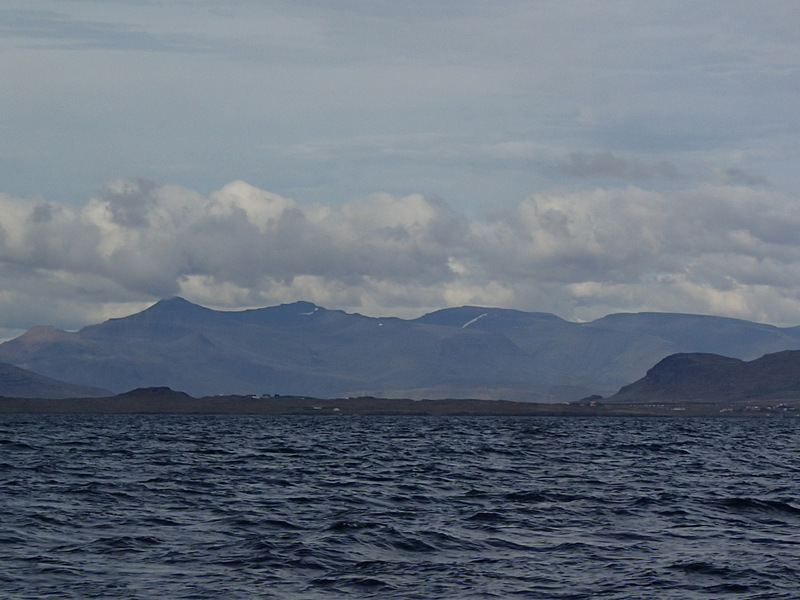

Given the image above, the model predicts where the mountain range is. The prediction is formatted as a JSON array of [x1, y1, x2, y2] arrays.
[[2, 297, 800, 401]]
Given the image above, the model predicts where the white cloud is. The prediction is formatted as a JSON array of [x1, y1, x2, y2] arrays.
[[3, 1, 800, 342], [210, 181, 296, 234], [3, 179, 800, 335]]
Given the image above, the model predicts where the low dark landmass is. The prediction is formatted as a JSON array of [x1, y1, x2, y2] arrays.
[[5, 349, 800, 417], [1, 387, 798, 417]]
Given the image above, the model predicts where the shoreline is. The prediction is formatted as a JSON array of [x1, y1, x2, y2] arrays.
[[2, 393, 799, 417]]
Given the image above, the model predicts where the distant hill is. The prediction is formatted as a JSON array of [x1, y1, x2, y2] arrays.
[[608, 350, 800, 404], [2, 297, 800, 401], [0, 361, 110, 399]]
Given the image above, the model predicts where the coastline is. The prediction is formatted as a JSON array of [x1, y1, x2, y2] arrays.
[[2, 392, 799, 417]]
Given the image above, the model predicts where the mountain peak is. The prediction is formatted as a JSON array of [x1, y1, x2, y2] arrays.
[[414, 305, 564, 329], [151, 296, 198, 309], [281, 300, 321, 314], [90, 297, 217, 330], [139, 297, 213, 317], [0, 326, 74, 355], [17, 325, 71, 343]]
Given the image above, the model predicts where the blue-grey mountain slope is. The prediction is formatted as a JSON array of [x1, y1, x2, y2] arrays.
[[2, 298, 800, 400], [0, 359, 110, 399]]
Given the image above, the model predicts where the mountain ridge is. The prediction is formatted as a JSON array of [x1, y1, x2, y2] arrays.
[[2, 297, 800, 401]]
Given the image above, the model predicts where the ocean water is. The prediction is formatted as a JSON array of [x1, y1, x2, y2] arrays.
[[1, 415, 799, 599]]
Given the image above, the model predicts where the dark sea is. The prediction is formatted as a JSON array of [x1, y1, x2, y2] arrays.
[[2, 415, 799, 599]]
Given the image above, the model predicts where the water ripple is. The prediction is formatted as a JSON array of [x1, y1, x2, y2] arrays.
[[1, 415, 799, 599]]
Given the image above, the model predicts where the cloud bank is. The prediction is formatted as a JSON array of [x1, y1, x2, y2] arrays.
[[2, 179, 800, 335]]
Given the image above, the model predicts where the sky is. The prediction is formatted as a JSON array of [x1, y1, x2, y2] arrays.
[[1, 1, 800, 338]]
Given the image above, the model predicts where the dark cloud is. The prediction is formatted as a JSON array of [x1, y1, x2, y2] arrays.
[[98, 179, 158, 228], [555, 151, 679, 181], [28, 203, 53, 223], [0, 8, 213, 53], [723, 168, 769, 187]]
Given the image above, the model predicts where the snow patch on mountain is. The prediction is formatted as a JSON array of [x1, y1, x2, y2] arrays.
[[462, 313, 488, 328]]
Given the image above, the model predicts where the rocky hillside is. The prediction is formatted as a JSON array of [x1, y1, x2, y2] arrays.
[[608, 350, 800, 403]]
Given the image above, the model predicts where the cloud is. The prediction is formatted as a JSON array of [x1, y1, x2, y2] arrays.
[[2, 179, 800, 333], [719, 168, 769, 187], [554, 150, 679, 181], [0, 8, 205, 53]]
